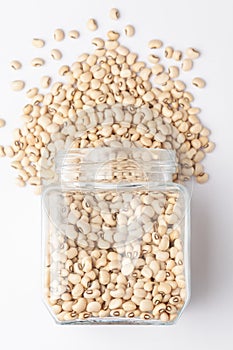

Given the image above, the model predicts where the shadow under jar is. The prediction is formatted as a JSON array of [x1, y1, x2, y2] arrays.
[[42, 147, 190, 324]]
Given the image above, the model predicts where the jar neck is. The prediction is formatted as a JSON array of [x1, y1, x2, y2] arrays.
[[56, 148, 176, 185]]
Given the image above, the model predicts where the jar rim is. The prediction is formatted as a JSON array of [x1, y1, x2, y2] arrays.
[[55, 147, 177, 175]]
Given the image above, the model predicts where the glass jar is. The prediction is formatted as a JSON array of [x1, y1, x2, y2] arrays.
[[42, 147, 190, 325]]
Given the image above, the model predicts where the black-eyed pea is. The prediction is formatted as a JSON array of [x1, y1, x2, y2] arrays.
[[192, 77, 206, 88], [140, 312, 153, 320], [168, 66, 179, 78], [57, 311, 67, 321], [186, 47, 200, 59], [139, 299, 153, 312], [164, 46, 174, 58], [176, 276, 186, 289], [159, 235, 170, 251], [172, 265, 184, 276], [158, 282, 172, 295], [134, 288, 147, 298], [172, 50, 182, 61], [182, 58, 193, 71], [169, 296, 181, 305], [155, 270, 166, 283], [68, 30, 79, 39], [65, 247, 78, 260], [62, 301, 74, 312], [152, 302, 166, 316], [99, 309, 110, 317], [71, 283, 84, 298], [204, 141, 215, 153], [52, 304, 62, 315], [124, 25, 135, 37], [110, 309, 125, 317], [11, 80, 25, 91], [160, 312, 169, 322], [123, 287, 133, 300], [109, 8, 120, 20], [110, 288, 125, 298], [54, 28, 64, 41], [79, 312, 91, 320], [148, 39, 163, 49], [149, 260, 160, 276], [109, 298, 122, 310], [86, 301, 101, 313]]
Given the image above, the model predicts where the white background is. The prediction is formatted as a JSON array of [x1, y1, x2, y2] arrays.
[[0, 0, 232, 349]]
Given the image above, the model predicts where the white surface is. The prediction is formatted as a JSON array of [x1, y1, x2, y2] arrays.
[[0, 0, 232, 349]]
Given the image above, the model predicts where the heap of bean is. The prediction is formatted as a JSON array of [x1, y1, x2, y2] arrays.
[[45, 188, 186, 323], [0, 6, 215, 194]]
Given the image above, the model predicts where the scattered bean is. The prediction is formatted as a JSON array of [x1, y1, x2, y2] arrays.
[[87, 18, 98, 31], [11, 80, 25, 91], [10, 60, 22, 70], [51, 49, 62, 60], [32, 38, 45, 48], [68, 30, 79, 39], [192, 77, 206, 88], [0, 119, 6, 128], [54, 28, 65, 41], [186, 47, 200, 59], [31, 58, 45, 67], [124, 25, 135, 37], [110, 8, 120, 20]]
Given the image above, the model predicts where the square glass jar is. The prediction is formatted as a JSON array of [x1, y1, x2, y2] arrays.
[[42, 147, 190, 324]]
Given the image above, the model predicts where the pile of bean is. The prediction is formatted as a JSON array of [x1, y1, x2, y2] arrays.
[[45, 189, 186, 323], [0, 7, 214, 193]]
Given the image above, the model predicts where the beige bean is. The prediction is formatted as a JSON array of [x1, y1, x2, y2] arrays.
[[141, 265, 153, 279], [159, 235, 170, 251], [99, 270, 110, 285], [32, 39, 45, 50], [152, 64, 164, 76], [68, 30, 79, 39], [10, 60, 22, 70], [26, 87, 38, 98], [15, 177, 26, 187], [107, 30, 120, 40], [31, 58, 45, 67], [11, 80, 25, 91], [196, 172, 209, 184], [51, 49, 62, 60], [87, 18, 98, 31], [186, 47, 200, 59], [54, 28, 65, 41], [204, 141, 215, 153], [110, 8, 120, 20], [87, 301, 101, 313], [192, 77, 206, 88], [155, 270, 166, 282], [72, 298, 87, 313], [154, 72, 169, 85], [109, 298, 122, 310], [148, 54, 160, 64], [160, 312, 169, 322], [158, 282, 172, 294], [172, 50, 182, 61], [122, 301, 136, 311], [168, 66, 179, 79], [40, 76, 51, 89], [124, 25, 135, 37], [0, 118, 6, 128], [164, 46, 174, 58], [156, 251, 169, 262], [182, 58, 193, 71], [139, 299, 153, 312], [148, 39, 163, 49]]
